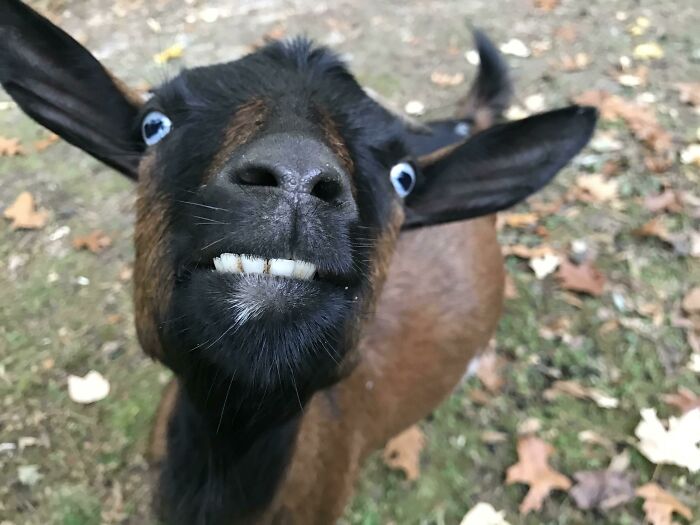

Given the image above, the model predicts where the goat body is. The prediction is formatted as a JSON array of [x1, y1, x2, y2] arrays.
[[0, 2, 596, 523]]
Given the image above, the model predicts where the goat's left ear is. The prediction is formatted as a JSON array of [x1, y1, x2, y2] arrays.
[[403, 105, 597, 229], [0, 0, 144, 179]]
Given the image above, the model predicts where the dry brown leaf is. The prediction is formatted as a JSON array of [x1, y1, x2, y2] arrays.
[[644, 189, 683, 214], [543, 380, 618, 408], [573, 90, 672, 153], [72, 230, 112, 254], [506, 436, 571, 514], [0, 135, 25, 156], [663, 387, 700, 415], [682, 288, 700, 314], [575, 174, 619, 202], [430, 71, 464, 87], [633, 217, 672, 244], [34, 133, 60, 151], [636, 483, 693, 525], [556, 259, 605, 296], [476, 351, 506, 394], [534, 0, 559, 11], [554, 24, 577, 43], [502, 244, 556, 260], [557, 52, 590, 72], [569, 469, 635, 510], [382, 425, 425, 481], [3, 191, 49, 230], [501, 212, 539, 229], [674, 83, 700, 107]]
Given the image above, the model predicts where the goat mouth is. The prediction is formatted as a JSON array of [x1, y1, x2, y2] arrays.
[[211, 253, 317, 281], [184, 252, 352, 289]]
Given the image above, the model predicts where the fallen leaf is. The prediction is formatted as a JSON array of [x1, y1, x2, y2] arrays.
[[67, 370, 110, 404], [543, 380, 618, 408], [460, 502, 511, 525], [680, 144, 700, 166], [481, 431, 508, 444], [404, 100, 425, 116], [33, 132, 59, 151], [573, 91, 672, 153], [430, 71, 464, 87], [575, 174, 619, 202], [675, 83, 700, 107], [382, 425, 425, 481], [502, 244, 556, 260], [533, 0, 558, 11], [682, 287, 700, 314], [17, 465, 42, 486], [3, 191, 49, 230], [501, 212, 539, 229], [644, 189, 683, 214], [569, 469, 635, 510], [633, 42, 664, 60], [0, 135, 25, 156], [500, 39, 530, 58], [517, 418, 542, 435], [530, 253, 561, 279], [627, 16, 651, 36], [476, 351, 506, 394], [153, 43, 184, 64], [72, 230, 112, 253], [556, 259, 606, 296], [557, 52, 590, 72], [633, 217, 672, 244], [554, 24, 577, 43], [636, 483, 693, 525], [635, 408, 700, 472], [505, 435, 572, 514], [663, 387, 700, 415]]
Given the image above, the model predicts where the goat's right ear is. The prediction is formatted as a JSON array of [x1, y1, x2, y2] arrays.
[[0, 0, 144, 179]]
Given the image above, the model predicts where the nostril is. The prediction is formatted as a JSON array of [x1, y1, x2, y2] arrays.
[[235, 166, 279, 188], [311, 177, 343, 203]]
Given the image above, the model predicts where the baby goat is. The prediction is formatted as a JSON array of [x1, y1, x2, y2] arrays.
[[0, 1, 596, 523]]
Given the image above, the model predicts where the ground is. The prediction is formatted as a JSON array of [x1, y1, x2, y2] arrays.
[[1, 0, 699, 524]]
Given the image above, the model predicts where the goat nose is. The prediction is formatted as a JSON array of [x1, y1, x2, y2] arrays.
[[234, 162, 346, 204], [225, 133, 353, 205]]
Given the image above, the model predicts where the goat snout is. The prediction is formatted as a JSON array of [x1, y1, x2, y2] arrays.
[[222, 133, 354, 206]]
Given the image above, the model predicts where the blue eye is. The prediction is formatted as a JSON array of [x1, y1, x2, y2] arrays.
[[142, 111, 172, 145], [389, 162, 416, 198]]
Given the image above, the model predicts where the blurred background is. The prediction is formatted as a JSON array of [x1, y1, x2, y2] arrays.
[[0, 0, 698, 524]]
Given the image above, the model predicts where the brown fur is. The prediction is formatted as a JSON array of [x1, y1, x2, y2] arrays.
[[205, 98, 269, 181], [148, 216, 504, 523], [133, 152, 173, 360], [317, 108, 354, 176]]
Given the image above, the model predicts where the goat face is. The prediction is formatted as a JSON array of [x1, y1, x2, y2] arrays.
[[1, 1, 597, 431], [133, 41, 408, 417]]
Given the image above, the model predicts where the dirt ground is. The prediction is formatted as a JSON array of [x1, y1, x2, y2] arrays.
[[1, 0, 699, 524]]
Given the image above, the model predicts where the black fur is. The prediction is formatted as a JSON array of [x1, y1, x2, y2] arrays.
[[158, 389, 301, 525]]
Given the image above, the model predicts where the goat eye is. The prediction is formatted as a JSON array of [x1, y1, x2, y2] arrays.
[[389, 162, 416, 198], [142, 111, 172, 145]]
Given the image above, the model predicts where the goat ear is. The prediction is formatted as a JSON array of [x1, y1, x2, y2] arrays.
[[0, 0, 144, 179], [403, 105, 597, 229]]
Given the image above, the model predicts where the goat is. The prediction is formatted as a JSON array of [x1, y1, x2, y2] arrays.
[[0, 1, 597, 523]]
